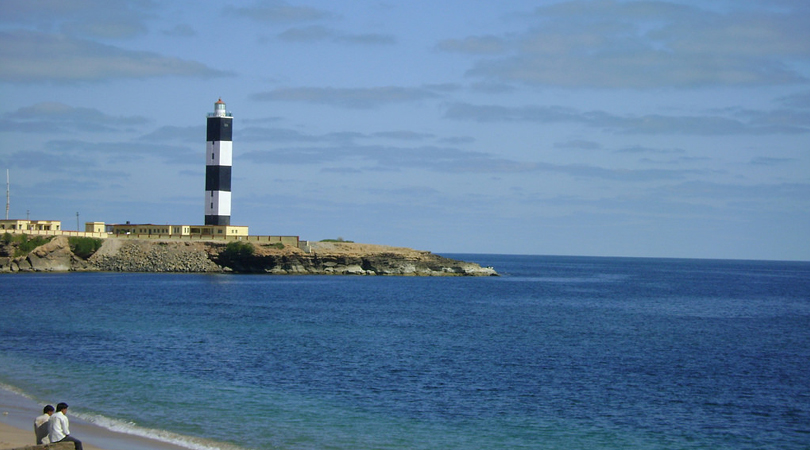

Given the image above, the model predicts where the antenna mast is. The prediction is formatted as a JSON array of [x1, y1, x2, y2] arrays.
[[5, 169, 8, 220]]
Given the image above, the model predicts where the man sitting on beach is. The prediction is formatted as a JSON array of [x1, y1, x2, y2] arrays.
[[48, 402, 83, 450], [34, 404, 54, 444]]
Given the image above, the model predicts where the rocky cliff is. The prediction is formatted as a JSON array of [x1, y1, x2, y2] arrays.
[[0, 236, 497, 276]]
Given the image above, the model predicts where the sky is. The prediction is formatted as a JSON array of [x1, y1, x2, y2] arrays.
[[0, 0, 808, 260]]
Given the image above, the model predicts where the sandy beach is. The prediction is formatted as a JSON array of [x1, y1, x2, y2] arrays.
[[0, 421, 104, 450], [0, 388, 194, 450]]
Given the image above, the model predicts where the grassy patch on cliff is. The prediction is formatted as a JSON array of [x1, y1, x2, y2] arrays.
[[69, 236, 104, 259], [2, 233, 54, 257]]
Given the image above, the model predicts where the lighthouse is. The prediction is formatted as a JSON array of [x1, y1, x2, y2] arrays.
[[205, 98, 232, 226]]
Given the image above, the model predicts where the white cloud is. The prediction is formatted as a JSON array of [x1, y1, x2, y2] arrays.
[[240, 143, 701, 181], [554, 140, 602, 150], [778, 91, 810, 109], [441, 1, 810, 88], [371, 131, 434, 141], [0, 0, 155, 39], [750, 157, 795, 166], [251, 86, 440, 109], [46, 140, 196, 164], [0, 30, 232, 83], [276, 25, 332, 42], [238, 127, 360, 144], [277, 25, 395, 45], [224, 1, 333, 24], [614, 145, 685, 155], [1, 102, 148, 133], [436, 35, 506, 55], [60, 17, 149, 39], [162, 24, 196, 37], [655, 181, 810, 207], [0, 149, 96, 171], [138, 126, 203, 142], [445, 102, 810, 135]]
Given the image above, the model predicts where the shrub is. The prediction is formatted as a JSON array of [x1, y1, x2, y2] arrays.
[[1, 232, 11, 244], [13, 234, 52, 257], [69, 237, 104, 259], [222, 240, 255, 259]]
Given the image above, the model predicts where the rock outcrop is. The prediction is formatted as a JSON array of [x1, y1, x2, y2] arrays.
[[0, 237, 497, 276], [0, 236, 91, 272], [212, 241, 497, 276]]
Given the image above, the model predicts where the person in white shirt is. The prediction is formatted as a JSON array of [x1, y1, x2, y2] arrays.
[[34, 404, 54, 444], [48, 402, 83, 450]]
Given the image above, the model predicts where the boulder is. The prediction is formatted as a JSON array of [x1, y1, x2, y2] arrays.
[[26, 236, 73, 272]]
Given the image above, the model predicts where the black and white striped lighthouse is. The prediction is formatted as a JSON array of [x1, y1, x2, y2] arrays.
[[205, 98, 232, 226]]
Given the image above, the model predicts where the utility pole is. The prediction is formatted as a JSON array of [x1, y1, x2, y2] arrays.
[[5, 169, 9, 220], [76, 212, 79, 231]]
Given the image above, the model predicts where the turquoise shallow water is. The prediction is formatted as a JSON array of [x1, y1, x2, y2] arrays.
[[1, 255, 809, 449]]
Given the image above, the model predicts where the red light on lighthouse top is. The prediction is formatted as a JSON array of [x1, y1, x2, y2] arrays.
[[214, 98, 227, 117]]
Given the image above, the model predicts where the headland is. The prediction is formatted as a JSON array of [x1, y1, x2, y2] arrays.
[[0, 235, 497, 276]]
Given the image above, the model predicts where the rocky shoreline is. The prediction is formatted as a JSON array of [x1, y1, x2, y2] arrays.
[[0, 236, 497, 276]]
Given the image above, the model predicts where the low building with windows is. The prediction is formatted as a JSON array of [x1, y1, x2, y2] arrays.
[[107, 222, 248, 237], [0, 219, 61, 232]]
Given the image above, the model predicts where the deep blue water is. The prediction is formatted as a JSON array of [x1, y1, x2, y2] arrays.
[[1, 255, 809, 449]]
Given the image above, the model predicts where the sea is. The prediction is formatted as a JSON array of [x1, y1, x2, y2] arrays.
[[1, 255, 809, 450]]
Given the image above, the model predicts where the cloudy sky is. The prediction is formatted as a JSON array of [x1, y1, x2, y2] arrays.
[[1, 0, 808, 260]]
